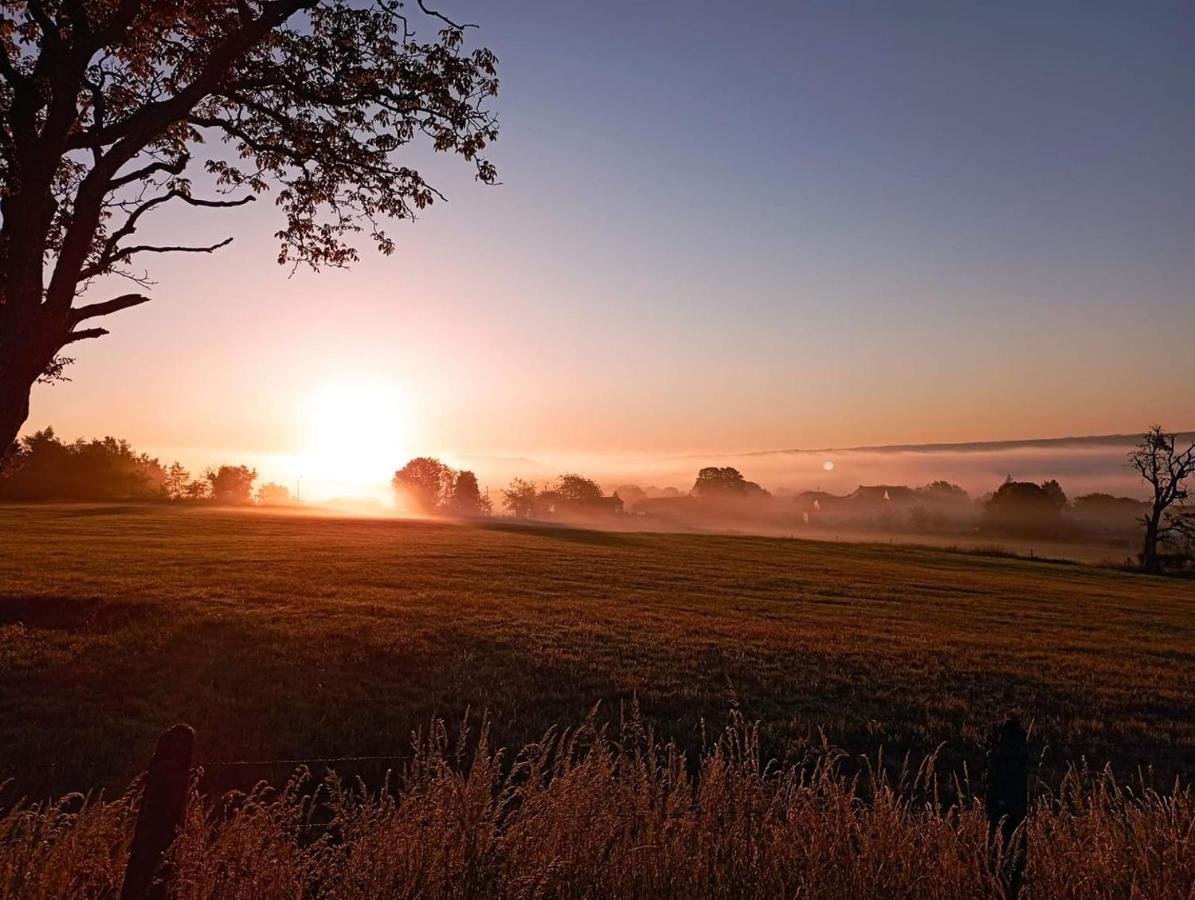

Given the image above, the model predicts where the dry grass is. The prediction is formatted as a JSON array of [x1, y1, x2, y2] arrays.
[[2, 714, 1192, 899]]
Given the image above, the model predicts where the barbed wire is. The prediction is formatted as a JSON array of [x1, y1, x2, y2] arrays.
[[193, 740, 1191, 771], [201, 754, 409, 769]]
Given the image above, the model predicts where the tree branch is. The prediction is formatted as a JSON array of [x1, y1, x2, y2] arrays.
[[0, 44, 24, 87], [111, 237, 235, 261], [47, 0, 309, 309], [81, 190, 251, 280], [26, 0, 63, 48], [69, 292, 151, 324], [415, 0, 476, 30], [109, 154, 190, 190], [64, 327, 110, 344]]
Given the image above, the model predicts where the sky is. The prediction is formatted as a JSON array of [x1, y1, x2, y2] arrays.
[[25, 0, 1195, 498]]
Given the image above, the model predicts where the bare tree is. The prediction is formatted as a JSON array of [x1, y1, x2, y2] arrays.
[[1128, 426, 1195, 573], [0, 1, 499, 457]]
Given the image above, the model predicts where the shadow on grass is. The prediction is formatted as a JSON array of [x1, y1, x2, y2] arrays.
[[51, 504, 162, 518], [478, 520, 641, 546], [0, 595, 154, 632], [2, 590, 1192, 806]]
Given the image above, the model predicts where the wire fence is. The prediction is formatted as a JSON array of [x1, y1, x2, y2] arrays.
[[193, 739, 1192, 772], [201, 754, 410, 769]]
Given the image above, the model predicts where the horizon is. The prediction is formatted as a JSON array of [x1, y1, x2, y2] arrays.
[[18, 422, 1187, 504]]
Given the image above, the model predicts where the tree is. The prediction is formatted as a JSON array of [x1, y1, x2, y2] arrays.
[[0, 426, 166, 500], [1128, 426, 1195, 573], [256, 481, 292, 506], [205, 464, 256, 504], [1071, 493, 1148, 538], [984, 478, 1067, 537], [533, 487, 562, 517], [691, 466, 770, 500], [917, 481, 969, 502], [182, 478, 210, 501], [501, 477, 537, 519], [555, 473, 603, 502], [613, 483, 646, 510], [448, 469, 490, 517], [163, 461, 190, 500], [392, 456, 454, 513], [1041, 479, 1067, 511], [0, 2, 499, 458]]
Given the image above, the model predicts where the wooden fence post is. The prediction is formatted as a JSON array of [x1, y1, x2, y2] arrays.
[[985, 717, 1028, 898], [120, 724, 195, 900]]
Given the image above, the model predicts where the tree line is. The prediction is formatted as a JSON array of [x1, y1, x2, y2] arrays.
[[3, 426, 1190, 573], [390, 459, 622, 520], [0, 427, 290, 505], [391, 457, 491, 517]]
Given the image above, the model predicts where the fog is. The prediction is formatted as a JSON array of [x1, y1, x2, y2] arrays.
[[455, 434, 1167, 501]]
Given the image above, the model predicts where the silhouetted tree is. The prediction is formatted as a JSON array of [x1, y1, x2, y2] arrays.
[[393, 457, 455, 513], [182, 479, 210, 501], [0, 426, 165, 500], [533, 488, 562, 517], [555, 473, 603, 502], [905, 481, 973, 531], [1041, 479, 1067, 511], [693, 466, 743, 496], [502, 477, 537, 519], [449, 470, 490, 517], [984, 478, 1067, 537], [256, 481, 292, 506], [917, 481, 969, 502], [692, 466, 770, 500], [0, 2, 499, 459], [1129, 426, 1195, 573], [163, 462, 190, 501], [1071, 493, 1146, 516], [613, 484, 647, 510], [205, 465, 256, 505], [1071, 493, 1148, 538]]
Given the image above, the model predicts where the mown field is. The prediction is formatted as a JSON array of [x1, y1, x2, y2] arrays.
[[1, 504, 1193, 802]]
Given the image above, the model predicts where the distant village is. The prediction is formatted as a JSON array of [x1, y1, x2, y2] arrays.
[[510, 468, 1151, 546], [3, 427, 1190, 570]]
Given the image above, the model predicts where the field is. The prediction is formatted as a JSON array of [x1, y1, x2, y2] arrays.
[[1, 504, 1193, 804], [3, 504, 1195, 897]]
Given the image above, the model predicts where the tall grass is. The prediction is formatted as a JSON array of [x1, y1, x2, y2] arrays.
[[2, 715, 1192, 899]]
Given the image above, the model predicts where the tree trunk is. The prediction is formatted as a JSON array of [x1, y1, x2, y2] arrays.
[[0, 315, 60, 468], [1141, 515, 1161, 574], [0, 260, 72, 465], [0, 364, 34, 466]]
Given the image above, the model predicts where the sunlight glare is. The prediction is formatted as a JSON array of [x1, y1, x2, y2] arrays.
[[294, 380, 410, 500]]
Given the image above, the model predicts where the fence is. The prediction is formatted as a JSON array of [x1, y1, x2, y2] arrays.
[[116, 717, 1033, 899]]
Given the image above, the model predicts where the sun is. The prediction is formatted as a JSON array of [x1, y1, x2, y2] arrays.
[[295, 379, 411, 498], [823, 460, 835, 472]]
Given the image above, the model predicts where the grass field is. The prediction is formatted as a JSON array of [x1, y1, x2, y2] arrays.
[[1, 504, 1193, 803]]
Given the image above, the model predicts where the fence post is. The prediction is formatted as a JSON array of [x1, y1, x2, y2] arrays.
[[985, 717, 1028, 898], [121, 724, 195, 900]]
